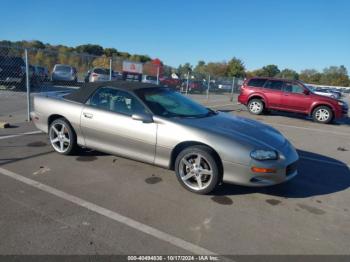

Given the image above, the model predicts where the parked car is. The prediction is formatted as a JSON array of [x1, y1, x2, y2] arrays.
[[311, 87, 341, 99], [181, 80, 206, 93], [33, 65, 49, 83], [51, 64, 77, 84], [31, 81, 299, 194], [238, 77, 348, 124], [112, 71, 123, 81], [85, 67, 110, 83], [160, 77, 181, 90], [215, 81, 232, 92], [0, 55, 26, 89], [329, 88, 343, 98], [142, 75, 158, 84]]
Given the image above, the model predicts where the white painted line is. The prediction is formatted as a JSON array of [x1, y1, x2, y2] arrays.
[[267, 122, 350, 137], [0, 167, 217, 255], [300, 156, 350, 169], [209, 103, 235, 108], [0, 130, 43, 140]]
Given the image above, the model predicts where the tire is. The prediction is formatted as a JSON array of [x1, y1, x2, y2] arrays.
[[175, 145, 220, 194], [312, 106, 333, 124], [247, 98, 264, 115], [49, 118, 77, 155]]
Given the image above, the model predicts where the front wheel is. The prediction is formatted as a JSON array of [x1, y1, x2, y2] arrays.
[[175, 146, 220, 194], [312, 106, 333, 124], [247, 99, 264, 115], [49, 118, 77, 155]]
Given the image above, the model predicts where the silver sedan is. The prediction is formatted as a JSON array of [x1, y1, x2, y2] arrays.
[[31, 82, 299, 194]]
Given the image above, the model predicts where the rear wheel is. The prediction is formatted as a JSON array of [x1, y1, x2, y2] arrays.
[[248, 99, 264, 115], [175, 146, 220, 194], [49, 118, 77, 155], [312, 106, 333, 124]]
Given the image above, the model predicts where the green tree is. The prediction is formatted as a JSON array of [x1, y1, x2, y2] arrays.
[[277, 68, 299, 80], [299, 69, 322, 84], [177, 63, 193, 78], [226, 57, 245, 78], [75, 44, 104, 56], [104, 48, 118, 57], [260, 64, 280, 77], [320, 66, 349, 86]]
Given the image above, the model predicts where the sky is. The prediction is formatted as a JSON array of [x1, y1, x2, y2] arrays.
[[1, 0, 350, 72]]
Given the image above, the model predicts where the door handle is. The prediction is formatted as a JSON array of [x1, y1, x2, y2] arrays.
[[83, 113, 93, 119]]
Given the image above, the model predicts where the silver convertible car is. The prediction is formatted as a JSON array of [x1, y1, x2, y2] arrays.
[[31, 81, 299, 194]]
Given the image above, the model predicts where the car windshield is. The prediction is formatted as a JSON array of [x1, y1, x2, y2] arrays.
[[55, 65, 72, 73], [136, 88, 216, 118]]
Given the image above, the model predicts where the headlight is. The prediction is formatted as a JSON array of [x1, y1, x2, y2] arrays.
[[250, 149, 278, 160], [338, 101, 344, 106]]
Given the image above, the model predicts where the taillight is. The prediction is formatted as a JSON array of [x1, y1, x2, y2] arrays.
[[92, 73, 98, 77]]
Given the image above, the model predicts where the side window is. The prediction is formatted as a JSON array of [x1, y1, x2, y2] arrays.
[[247, 78, 267, 88], [87, 87, 148, 116], [264, 80, 283, 91], [283, 83, 304, 94]]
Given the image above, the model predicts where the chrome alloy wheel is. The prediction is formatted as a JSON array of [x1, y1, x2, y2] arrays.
[[179, 153, 213, 191], [49, 122, 71, 153], [249, 101, 262, 113], [315, 108, 330, 122]]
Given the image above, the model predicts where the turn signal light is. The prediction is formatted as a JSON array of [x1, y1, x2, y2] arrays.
[[251, 167, 277, 173]]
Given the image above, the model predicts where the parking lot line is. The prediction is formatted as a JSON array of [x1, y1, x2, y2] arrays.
[[266, 123, 350, 137], [0, 130, 42, 140], [0, 167, 217, 256]]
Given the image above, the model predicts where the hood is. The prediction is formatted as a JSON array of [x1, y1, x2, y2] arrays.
[[176, 112, 287, 149]]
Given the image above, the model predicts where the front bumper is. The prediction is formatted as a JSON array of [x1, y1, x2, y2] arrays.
[[222, 143, 299, 187]]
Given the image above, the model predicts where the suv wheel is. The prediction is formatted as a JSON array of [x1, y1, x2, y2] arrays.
[[175, 146, 220, 194], [248, 99, 264, 115], [312, 106, 333, 124]]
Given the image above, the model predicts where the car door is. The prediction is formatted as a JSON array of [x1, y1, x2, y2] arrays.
[[262, 80, 284, 109], [281, 82, 311, 113], [80, 86, 157, 164]]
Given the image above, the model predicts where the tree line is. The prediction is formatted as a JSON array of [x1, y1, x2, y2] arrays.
[[177, 60, 349, 87], [0, 40, 159, 76], [1, 40, 349, 86]]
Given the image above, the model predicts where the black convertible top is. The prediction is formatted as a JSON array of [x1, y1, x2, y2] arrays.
[[64, 80, 159, 104]]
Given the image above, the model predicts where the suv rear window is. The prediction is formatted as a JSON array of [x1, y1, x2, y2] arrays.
[[247, 78, 267, 87], [264, 80, 284, 91]]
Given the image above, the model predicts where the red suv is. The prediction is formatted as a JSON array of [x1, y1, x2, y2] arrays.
[[238, 77, 348, 124]]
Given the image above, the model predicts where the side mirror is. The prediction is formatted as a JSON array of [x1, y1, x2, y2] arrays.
[[131, 113, 153, 123], [303, 89, 310, 95]]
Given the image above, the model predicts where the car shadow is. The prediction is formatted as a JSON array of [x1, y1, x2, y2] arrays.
[[214, 149, 350, 198]]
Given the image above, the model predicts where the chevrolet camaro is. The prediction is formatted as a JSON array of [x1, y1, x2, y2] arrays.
[[31, 81, 299, 194]]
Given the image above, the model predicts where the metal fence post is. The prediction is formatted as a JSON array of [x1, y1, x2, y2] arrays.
[[207, 74, 210, 100], [109, 58, 112, 81], [25, 49, 30, 121], [230, 77, 236, 102], [156, 66, 160, 85], [186, 72, 189, 95]]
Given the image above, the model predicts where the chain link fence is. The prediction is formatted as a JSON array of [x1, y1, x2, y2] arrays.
[[1, 45, 243, 124]]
